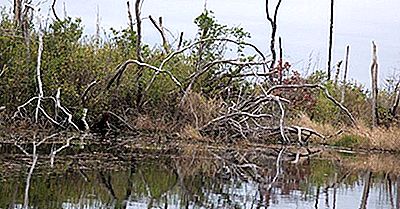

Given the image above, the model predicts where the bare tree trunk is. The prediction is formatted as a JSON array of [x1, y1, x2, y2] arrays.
[[327, 0, 335, 80], [278, 36, 283, 84], [127, 1, 134, 32], [341, 45, 350, 103], [334, 60, 343, 86], [371, 41, 379, 127], [13, 0, 22, 26], [134, 0, 144, 110], [265, 0, 283, 69], [95, 5, 100, 46], [390, 81, 400, 119]]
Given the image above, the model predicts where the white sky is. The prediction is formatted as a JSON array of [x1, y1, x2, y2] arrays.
[[2, 0, 400, 86]]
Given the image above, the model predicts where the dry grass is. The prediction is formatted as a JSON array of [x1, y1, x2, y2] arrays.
[[348, 124, 400, 151], [181, 124, 207, 141], [291, 113, 339, 143], [179, 92, 221, 129], [293, 113, 400, 152]]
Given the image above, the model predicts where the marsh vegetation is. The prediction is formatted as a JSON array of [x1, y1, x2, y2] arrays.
[[1, 0, 400, 208]]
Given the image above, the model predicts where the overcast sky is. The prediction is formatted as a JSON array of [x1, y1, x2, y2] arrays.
[[2, 0, 400, 86]]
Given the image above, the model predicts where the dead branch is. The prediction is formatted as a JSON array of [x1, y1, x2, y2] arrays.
[[265, 0, 283, 69], [12, 9, 80, 131], [81, 108, 89, 131], [13, 0, 22, 26], [108, 37, 267, 102], [107, 111, 135, 131], [266, 83, 357, 127], [201, 111, 273, 130], [81, 80, 98, 106], [327, 0, 335, 80], [180, 59, 271, 105], [51, 0, 61, 22], [95, 6, 100, 45], [0, 65, 5, 77], [334, 60, 343, 86], [35, 23, 44, 123], [390, 81, 400, 118], [55, 88, 80, 131], [341, 45, 350, 103], [177, 32, 184, 50], [107, 59, 183, 91], [127, 1, 134, 32], [149, 15, 169, 53]]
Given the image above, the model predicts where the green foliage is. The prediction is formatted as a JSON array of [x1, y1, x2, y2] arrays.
[[0, 6, 398, 131], [333, 134, 362, 147], [312, 81, 340, 123]]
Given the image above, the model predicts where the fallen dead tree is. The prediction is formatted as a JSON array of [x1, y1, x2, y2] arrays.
[[105, 32, 356, 145], [198, 80, 355, 144]]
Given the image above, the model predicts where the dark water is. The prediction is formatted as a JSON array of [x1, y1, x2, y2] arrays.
[[0, 141, 398, 209]]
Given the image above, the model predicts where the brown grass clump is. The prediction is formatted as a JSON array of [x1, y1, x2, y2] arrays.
[[291, 113, 339, 143], [293, 113, 400, 152], [179, 92, 221, 128], [348, 124, 400, 151], [132, 114, 172, 133], [181, 124, 207, 141]]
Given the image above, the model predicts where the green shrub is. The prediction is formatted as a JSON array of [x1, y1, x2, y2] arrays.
[[333, 134, 363, 147]]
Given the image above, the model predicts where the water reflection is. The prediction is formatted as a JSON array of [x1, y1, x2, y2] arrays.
[[0, 145, 398, 209]]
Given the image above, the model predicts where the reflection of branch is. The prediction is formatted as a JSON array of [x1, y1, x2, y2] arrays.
[[50, 135, 78, 167], [99, 171, 117, 199], [24, 154, 37, 209], [359, 171, 372, 209], [15, 133, 59, 209], [266, 147, 285, 191]]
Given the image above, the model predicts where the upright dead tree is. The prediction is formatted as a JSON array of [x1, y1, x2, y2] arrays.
[[327, 0, 335, 80], [13, 0, 23, 26], [265, 0, 283, 69], [333, 60, 343, 86], [371, 41, 379, 127], [341, 45, 350, 103], [390, 82, 400, 119], [51, 0, 61, 22], [134, 0, 144, 110]]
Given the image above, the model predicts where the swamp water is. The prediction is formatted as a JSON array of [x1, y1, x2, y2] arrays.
[[0, 137, 398, 209]]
